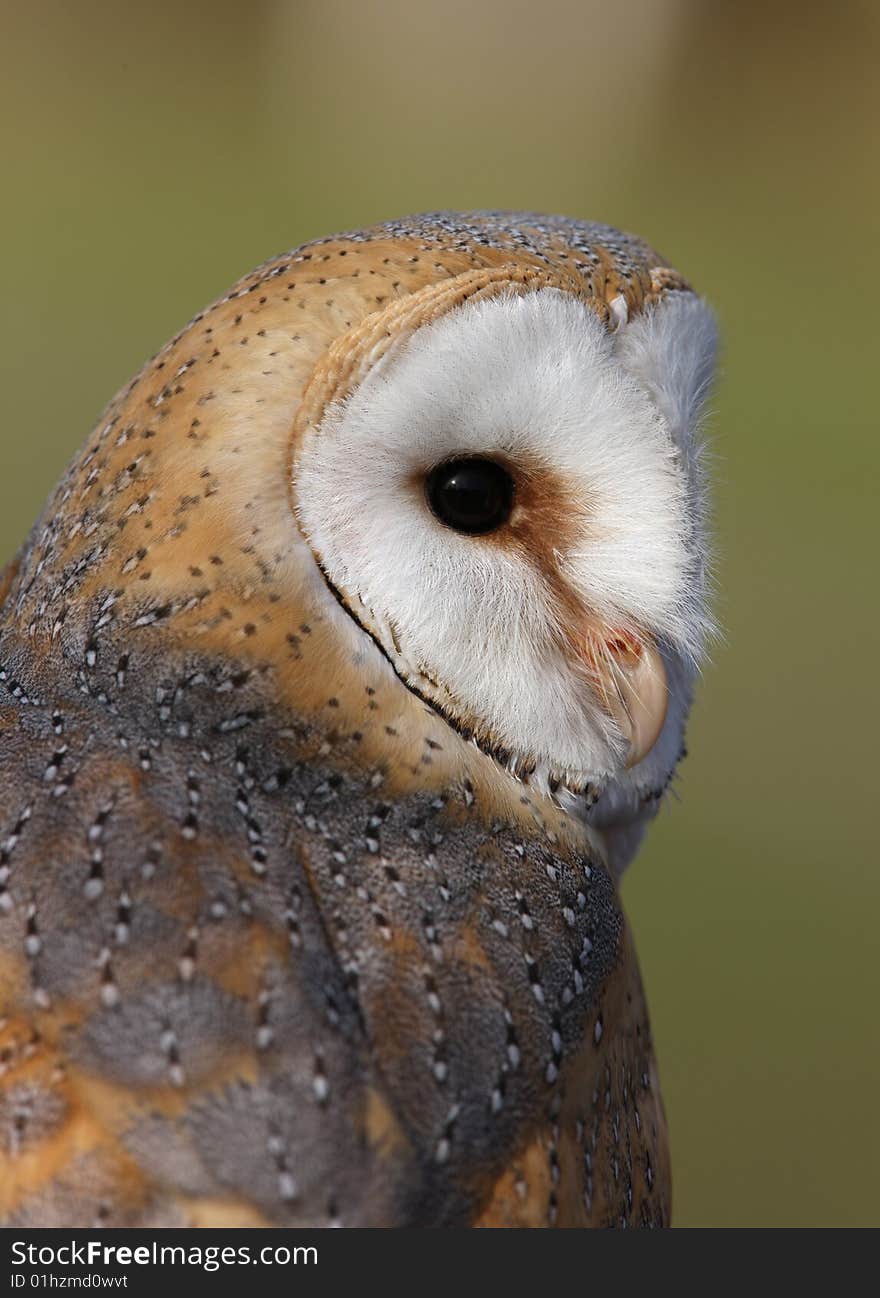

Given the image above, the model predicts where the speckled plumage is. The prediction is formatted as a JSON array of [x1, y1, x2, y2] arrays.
[[0, 212, 688, 1227]]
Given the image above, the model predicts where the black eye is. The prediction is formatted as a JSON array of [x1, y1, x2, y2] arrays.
[[425, 457, 515, 535]]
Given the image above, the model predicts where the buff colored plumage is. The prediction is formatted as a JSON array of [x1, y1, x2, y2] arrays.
[[0, 212, 716, 1226]]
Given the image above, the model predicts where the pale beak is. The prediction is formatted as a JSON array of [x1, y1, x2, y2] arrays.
[[582, 631, 668, 769]]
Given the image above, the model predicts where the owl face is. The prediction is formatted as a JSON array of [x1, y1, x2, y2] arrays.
[[294, 281, 715, 801]]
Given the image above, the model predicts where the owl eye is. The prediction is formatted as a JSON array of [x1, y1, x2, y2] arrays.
[[425, 457, 515, 535]]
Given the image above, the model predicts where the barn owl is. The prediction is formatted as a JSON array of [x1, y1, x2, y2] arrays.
[[0, 212, 715, 1228]]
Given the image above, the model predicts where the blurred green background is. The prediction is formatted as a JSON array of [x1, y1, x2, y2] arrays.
[[1, 0, 877, 1226]]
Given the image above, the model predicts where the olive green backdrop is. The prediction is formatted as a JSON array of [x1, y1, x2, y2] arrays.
[[2, 0, 877, 1227]]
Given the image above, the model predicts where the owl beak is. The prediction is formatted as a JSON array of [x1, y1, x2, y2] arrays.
[[583, 631, 668, 769]]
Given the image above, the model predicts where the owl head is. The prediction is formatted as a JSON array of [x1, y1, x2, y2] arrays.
[[11, 212, 716, 875], [290, 219, 716, 860]]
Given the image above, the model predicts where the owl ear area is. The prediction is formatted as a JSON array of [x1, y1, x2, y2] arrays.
[[580, 629, 668, 770], [289, 262, 593, 460]]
